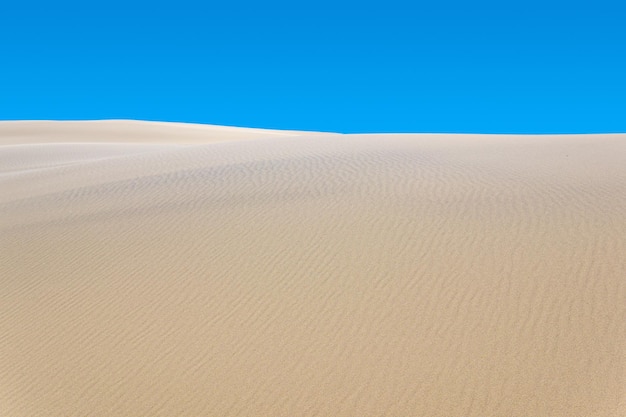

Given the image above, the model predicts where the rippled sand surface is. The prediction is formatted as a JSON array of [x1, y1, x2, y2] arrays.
[[1, 121, 625, 416]]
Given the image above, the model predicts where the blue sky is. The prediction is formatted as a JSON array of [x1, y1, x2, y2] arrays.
[[1, 0, 625, 133]]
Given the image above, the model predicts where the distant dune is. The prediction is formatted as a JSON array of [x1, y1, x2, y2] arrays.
[[1, 120, 625, 416]]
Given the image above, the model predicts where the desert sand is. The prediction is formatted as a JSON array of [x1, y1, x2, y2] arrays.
[[1, 120, 625, 416]]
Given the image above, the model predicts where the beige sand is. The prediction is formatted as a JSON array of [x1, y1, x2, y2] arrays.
[[1, 121, 625, 416]]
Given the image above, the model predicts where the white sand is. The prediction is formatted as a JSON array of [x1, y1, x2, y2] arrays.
[[1, 121, 625, 416]]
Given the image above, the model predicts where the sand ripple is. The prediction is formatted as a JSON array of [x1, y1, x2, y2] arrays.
[[1, 122, 625, 416]]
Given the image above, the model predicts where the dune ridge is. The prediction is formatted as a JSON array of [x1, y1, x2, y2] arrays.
[[1, 121, 625, 416]]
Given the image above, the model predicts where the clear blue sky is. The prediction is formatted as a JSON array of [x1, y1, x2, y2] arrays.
[[1, 0, 625, 133]]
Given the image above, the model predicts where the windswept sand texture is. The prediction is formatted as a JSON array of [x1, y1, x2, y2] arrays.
[[1, 120, 625, 416]]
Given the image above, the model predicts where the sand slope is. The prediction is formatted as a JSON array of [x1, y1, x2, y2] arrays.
[[1, 121, 625, 416]]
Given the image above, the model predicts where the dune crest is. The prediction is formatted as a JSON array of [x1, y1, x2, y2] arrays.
[[1, 121, 625, 416]]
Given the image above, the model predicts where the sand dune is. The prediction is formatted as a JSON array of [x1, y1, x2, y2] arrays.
[[1, 121, 625, 416], [0, 120, 323, 145]]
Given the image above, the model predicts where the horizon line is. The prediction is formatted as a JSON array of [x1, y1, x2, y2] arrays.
[[0, 118, 625, 136]]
